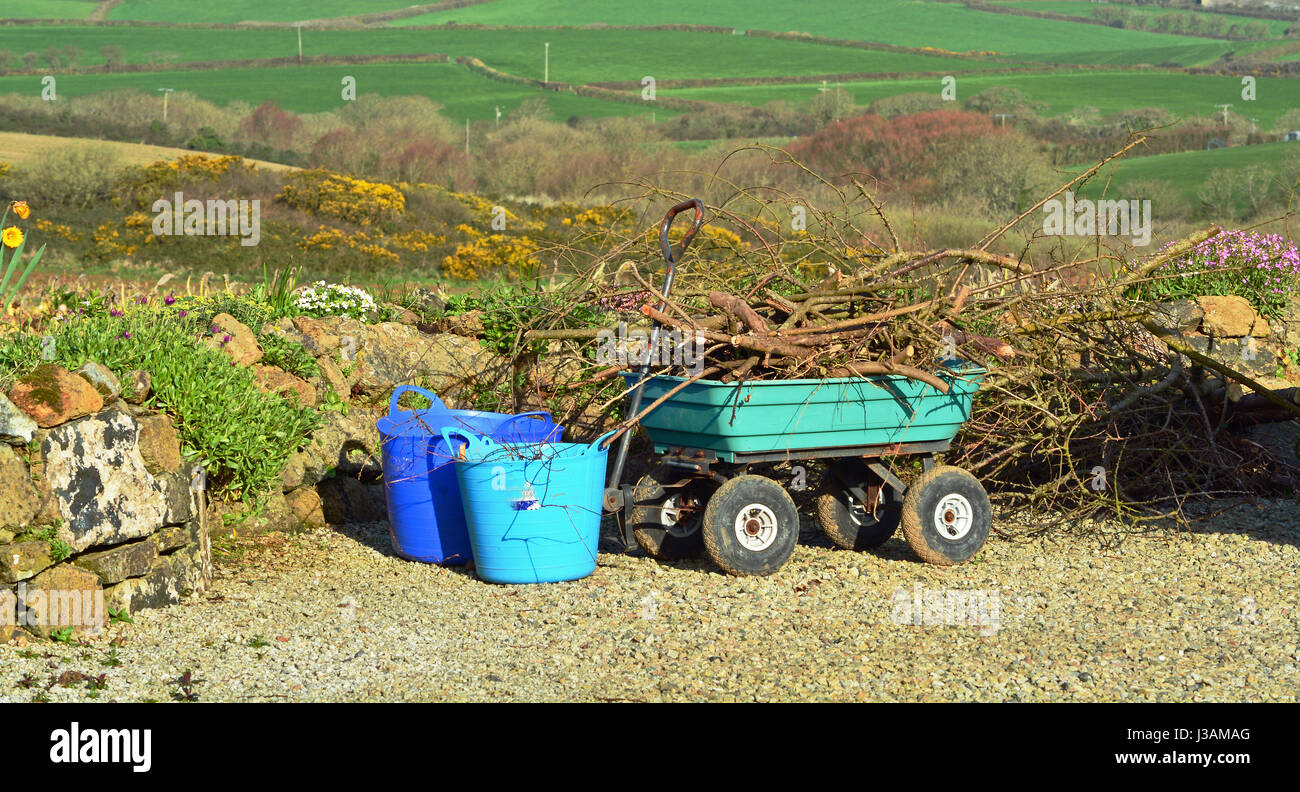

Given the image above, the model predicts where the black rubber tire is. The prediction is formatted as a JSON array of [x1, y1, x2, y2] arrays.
[[815, 476, 900, 550], [701, 475, 800, 576], [900, 465, 991, 565], [628, 464, 708, 560]]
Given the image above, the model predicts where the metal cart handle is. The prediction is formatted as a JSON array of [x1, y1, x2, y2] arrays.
[[605, 198, 706, 510]]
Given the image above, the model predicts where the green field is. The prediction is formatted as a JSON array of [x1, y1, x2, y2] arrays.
[[993, 1, 1293, 37], [0, 25, 1008, 80], [393, 0, 1239, 63], [0, 0, 96, 19], [105, 0, 416, 23], [0, 62, 668, 119], [1073, 140, 1297, 200], [671, 71, 1299, 127]]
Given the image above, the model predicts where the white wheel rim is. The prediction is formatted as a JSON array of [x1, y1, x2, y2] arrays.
[[659, 493, 697, 538], [845, 492, 865, 526], [932, 494, 973, 541], [734, 503, 778, 552]]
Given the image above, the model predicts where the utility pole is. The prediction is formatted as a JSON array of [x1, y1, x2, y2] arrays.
[[157, 87, 173, 122], [1215, 103, 1232, 125], [296, 24, 303, 65], [495, 105, 501, 128], [994, 113, 1014, 127], [833, 82, 843, 123], [544, 42, 549, 84]]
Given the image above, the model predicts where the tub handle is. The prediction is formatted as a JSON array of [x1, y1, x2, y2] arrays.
[[439, 426, 489, 460], [388, 385, 447, 417]]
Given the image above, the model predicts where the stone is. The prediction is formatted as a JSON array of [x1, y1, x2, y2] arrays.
[[167, 541, 208, 597], [136, 413, 182, 475], [75, 361, 121, 401], [0, 392, 38, 444], [349, 323, 508, 400], [1210, 337, 1277, 378], [41, 411, 167, 553], [1196, 295, 1259, 338], [281, 454, 305, 492], [73, 539, 157, 586], [443, 310, 484, 337], [6, 363, 104, 428], [291, 407, 382, 487], [0, 541, 53, 583], [153, 521, 199, 554], [210, 489, 293, 537], [407, 286, 446, 315], [317, 477, 387, 524], [103, 557, 182, 614], [122, 370, 151, 405], [158, 469, 197, 525], [1150, 300, 1204, 333], [22, 563, 104, 638], [1250, 316, 1271, 339], [290, 316, 342, 356], [252, 365, 316, 407], [0, 446, 40, 530], [204, 312, 263, 366], [286, 487, 326, 529], [316, 356, 350, 398], [384, 304, 421, 325], [0, 528, 13, 544]]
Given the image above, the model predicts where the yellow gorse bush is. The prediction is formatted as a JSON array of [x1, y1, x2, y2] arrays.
[[277, 169, 406, 226], [442, 233, 539, 281], [34, 218, 82, 242]]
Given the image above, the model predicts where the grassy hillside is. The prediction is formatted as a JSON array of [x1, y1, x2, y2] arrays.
[[0, 129, 298, 169], [1073, 140, 1298, 199], [393, 0, 1237, 62], [0, 0, 96, 19], [671, 71, 1300, 127], [993, 1, 1294, 37], [0, 25, 1007, 80], [105, 0, 418, 23], [0, 62, 664, 118]]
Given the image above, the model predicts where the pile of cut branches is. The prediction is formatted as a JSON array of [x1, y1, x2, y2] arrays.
[[513, 145, 1300, 533]]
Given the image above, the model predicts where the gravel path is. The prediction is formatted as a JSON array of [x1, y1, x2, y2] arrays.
[[2, 501, 1297, 702]]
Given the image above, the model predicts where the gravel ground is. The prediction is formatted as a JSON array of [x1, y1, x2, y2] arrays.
[[2, 501, 1297, 702]]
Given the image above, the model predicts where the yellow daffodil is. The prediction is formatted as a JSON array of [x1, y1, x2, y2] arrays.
[[1, 226, 23, 248]]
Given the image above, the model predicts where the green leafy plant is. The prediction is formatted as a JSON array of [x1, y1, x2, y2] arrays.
[[258, 331, 320, 379], [101, 649, 122, 667], [49, 627, 74, 643], [247, 635, 269, 648], [107, 607, 133, 625]]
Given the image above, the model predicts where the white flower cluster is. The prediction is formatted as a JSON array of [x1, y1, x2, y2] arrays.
[[294, 280, 378, 320]]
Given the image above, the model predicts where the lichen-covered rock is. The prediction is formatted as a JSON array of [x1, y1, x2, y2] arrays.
[[1150, 300, 1204, 334], [136, 413, 183, 475], [7, 364, 104, 428], [72, 539, 157, 586], [289, 315, 342, 357], [41, 411, 167, 553], [1196, 296, 1260, 338], [0, 392, 38, 444], [122, 370, 151, 405], [290, 407, 382, 487], [75, 361, 121, 401], [0, 541, 53, 583], [318, 477, 387, 524], [0, 445, 40, 531], [157, 469, 197, 526], [153, 521, 199, 554], [315, 355, 350, 398], [22, 563, 104, 638], [286, 487, 326, 529], [103, 556, 182, 614], [252, 365, 316, 407], [204, 313, 263, 367]]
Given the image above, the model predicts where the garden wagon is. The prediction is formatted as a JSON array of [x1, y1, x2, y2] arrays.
[[601, 200, 993, 576]]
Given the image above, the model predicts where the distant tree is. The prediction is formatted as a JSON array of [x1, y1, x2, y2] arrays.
[[238, 101, 303, 150], [0, 50, 14, 71], [41, 46, 63, 70], [61, 45, 83, 68], [20, 51, 40, 70], [805, 86, 855, 127]]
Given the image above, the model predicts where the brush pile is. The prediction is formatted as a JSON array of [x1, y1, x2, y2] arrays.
[[513, 158, 1300, 533]]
